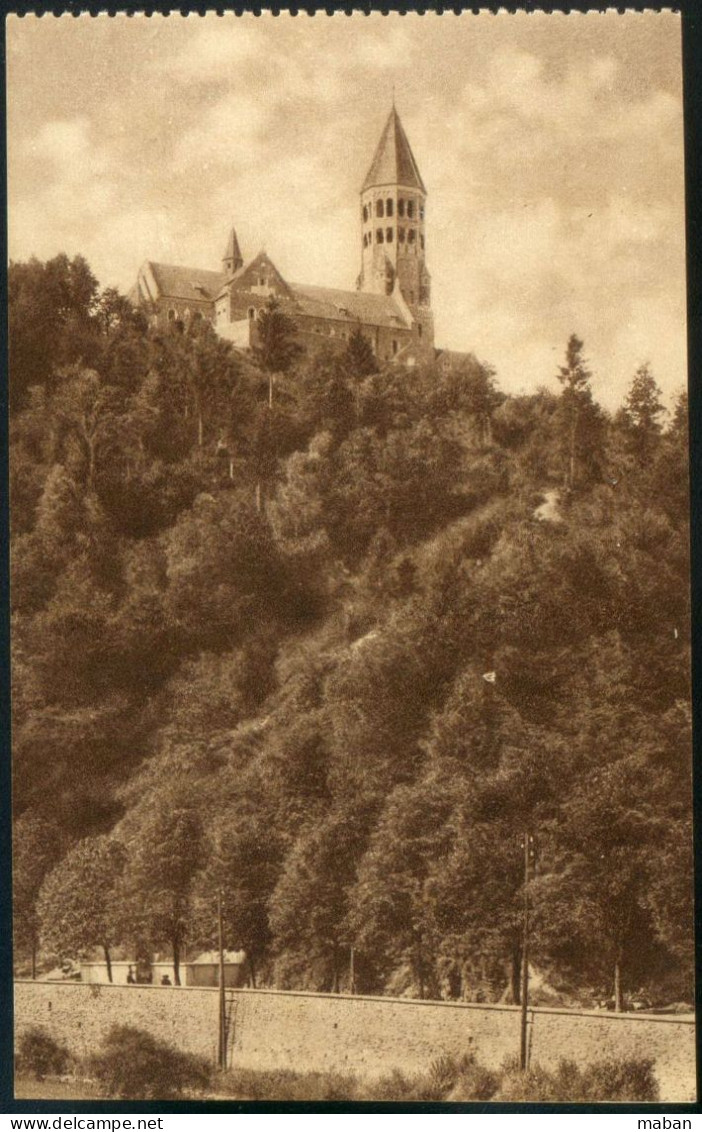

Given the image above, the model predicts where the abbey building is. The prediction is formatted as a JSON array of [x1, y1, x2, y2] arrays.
[[131, 107, 467, 370]]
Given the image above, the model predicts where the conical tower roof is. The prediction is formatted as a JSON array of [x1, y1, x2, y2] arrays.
[[362, 107, 426, 194], [223, 226, 243, 265]]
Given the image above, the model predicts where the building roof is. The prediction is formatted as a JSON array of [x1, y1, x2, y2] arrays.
[[147, 262, 226, 303], [290, 282, 411, 330], [192, 950, 246, 965], [362, 107, 426, 195]]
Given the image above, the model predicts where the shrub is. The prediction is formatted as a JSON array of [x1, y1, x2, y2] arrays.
[[17, 1028, 69, 1079], [494, 1057, 659, 1103], [447, 1058, 500, 1102], [217, 1067, 356, 1102], [364, 1067, 439, 1102], [89, 1025, 210, 1100], [579, 1058, 659, 1102]]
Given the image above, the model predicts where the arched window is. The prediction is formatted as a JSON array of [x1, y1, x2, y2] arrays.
[[167, 308, 176, 321], [408, 229, 416, 244], [376, 199, 384, 218], [386, 198, 394, 217], [418, 323, 423, 338], [398, 227, 406, 244], [363, 205, 368, 223], [386, 228, 393, 243], [376, 229, 384, 244], [398, 199, 405, 218], [248, 307, 255, 320], [407, 200, 415, 219], [183, 308, 191, 321], [392, 339, 398, 355]]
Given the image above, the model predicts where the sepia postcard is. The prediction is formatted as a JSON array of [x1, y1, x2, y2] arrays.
[[6, 8, 695, 1108]]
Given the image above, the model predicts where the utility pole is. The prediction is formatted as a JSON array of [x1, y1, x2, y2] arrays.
[[520, 832, 534, 1071], [217, 890, 227, 1072]]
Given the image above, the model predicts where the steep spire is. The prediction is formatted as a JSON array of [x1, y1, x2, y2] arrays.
[[222, 226, 243, 276], [362, 107, 426, 194]]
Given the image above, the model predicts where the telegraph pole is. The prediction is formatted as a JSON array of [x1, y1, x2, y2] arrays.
[[217, 891, 227, 1071], [519, 832, 534, 1071]]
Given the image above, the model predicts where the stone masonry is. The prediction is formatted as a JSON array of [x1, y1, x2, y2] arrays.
[[15, 981, 695, 1102]]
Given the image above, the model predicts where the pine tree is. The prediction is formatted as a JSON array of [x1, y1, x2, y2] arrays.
[[621, 364, 665, 464], [556, 334, 596, 490], [343, 326, 377, 379]]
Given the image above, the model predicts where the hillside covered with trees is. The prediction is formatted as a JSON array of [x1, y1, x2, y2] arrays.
[[11, 253, 692, 1009]]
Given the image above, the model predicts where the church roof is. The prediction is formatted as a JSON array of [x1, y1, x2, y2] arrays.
[[362, 107, 426, 194], [147, 262, 226, 302], [290, 282, 411, 330], [223, 227, 243, 264]]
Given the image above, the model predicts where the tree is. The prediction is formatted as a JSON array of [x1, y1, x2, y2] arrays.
[[13, 812, 65, 978], [120, 803, 203, 985], [556, 334, 595, 490], [269, 806, 372, 991], [198, 812, 282, 987], [9, 254, 100, 411], [163, 491, 286, 652], [253, 297, 303, 384], [51, 368, 121, 488], [37, 836, 126, 981], [348, 780, 456, 997], [619, 364, 665, 465], [342, 326, 377, 379]]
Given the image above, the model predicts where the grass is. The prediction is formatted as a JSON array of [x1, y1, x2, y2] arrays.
[[15, 1076, 102, 1101]]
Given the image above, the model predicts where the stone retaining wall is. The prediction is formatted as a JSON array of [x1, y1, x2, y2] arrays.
[[14, 981, 696, 1102]]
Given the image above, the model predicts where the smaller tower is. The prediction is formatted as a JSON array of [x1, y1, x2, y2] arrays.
[[222, 226, 244, 278]]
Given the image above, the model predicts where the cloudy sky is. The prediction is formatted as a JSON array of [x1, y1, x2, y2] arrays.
[[7, 12, 686, 408]]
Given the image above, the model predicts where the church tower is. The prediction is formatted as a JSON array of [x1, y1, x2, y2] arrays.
[[357, 107, 433, 349]]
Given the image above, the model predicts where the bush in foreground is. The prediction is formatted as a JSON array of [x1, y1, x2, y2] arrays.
[[89, 1025, 210, 1100], [494, 1057, 659, 1103], [16, 1028, 69, 1079], [216, 1055, 657, 1102]]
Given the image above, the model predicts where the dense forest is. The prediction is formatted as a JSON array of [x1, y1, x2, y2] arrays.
[[11, 253, 692, 1009]]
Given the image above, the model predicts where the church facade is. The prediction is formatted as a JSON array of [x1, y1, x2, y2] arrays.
[[131, 108, 466, 371]]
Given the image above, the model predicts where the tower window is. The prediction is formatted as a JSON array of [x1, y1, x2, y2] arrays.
[[376, 200, 384, 218], [363, 205, 368, 223], [398, 199, 405, 218], [418, 323, 423, 338], [392, 339, 398, 355], [407, 200, 415, 219], [248, 307, 255, 319], [386, 198, 394, 217], [408, 229, 416, 244], [419, 204, 425, 221], [386, 228, 393, 243], [376, 229, 384, 244], [398, 227, 406, 243]]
